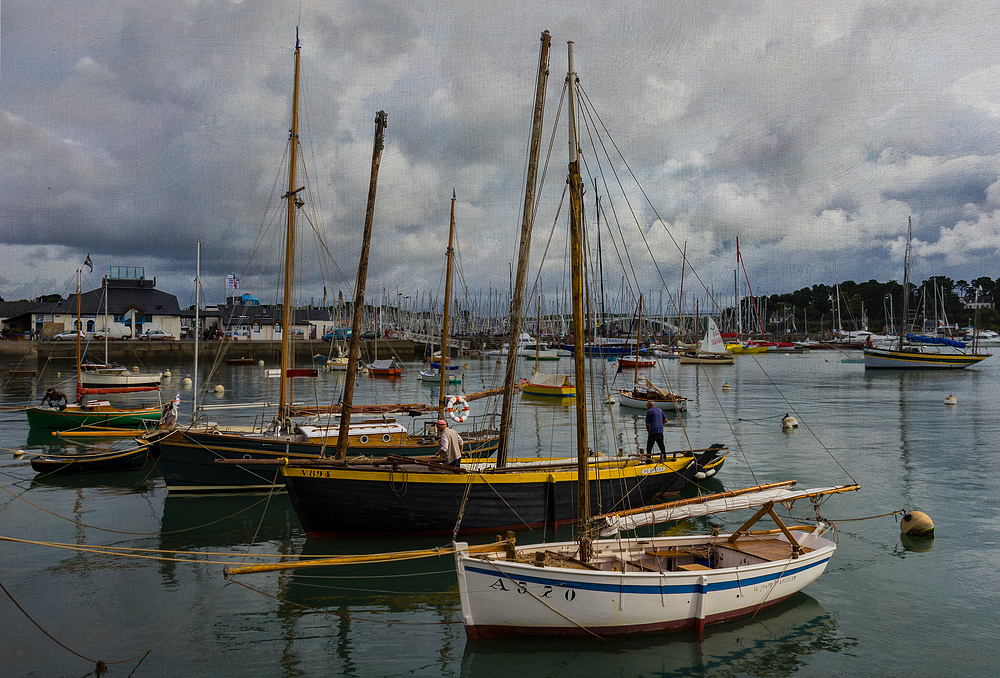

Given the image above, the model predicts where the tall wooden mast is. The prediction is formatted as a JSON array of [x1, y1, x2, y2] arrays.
[[496, 30, 551, 466], [279, 34, 304, 418], [566, 40, 592, 561], [438, 191, 457, 416], [335, 110, 388, 460]]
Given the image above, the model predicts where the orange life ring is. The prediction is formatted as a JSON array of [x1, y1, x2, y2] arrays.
[[445, 395, 470, 423]]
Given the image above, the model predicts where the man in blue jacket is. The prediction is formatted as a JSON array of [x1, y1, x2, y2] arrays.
[[645, 400, 666, 461]]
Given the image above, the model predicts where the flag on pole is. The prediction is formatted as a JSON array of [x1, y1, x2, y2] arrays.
[[226, 274, 239, 290], [84, 255, 93, 272]]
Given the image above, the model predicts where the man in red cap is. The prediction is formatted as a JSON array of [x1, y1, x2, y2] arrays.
[[433, 418, 465, 468]]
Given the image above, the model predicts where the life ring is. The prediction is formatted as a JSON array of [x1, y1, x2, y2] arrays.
[[446, 395, 470, 423]]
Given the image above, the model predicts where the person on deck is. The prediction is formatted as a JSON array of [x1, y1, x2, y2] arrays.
[[433, 419, 465, 468], [645, 400, 666, 461], [40, 387, 69, 410]]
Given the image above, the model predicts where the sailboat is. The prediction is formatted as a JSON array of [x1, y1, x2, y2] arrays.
[[679, 316, 735, 365], [453, 40, 859, 639], [521, 298, 575, 398], [864, 217, 991, 369], [270, 31, 725, 536], [419, 193, 465, 386], [155, 38, 499, 492], [616, 296, 687, 410], [25, 265, 163, 430], [78, 276, 163, 390]]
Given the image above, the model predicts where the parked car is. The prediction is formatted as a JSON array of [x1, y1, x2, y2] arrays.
[[322, 328, 352, 341], [52, 330, 86, 341], [93, 328, 131, 340], [143, 330, 175, 341], [360, 330, 378, 340]]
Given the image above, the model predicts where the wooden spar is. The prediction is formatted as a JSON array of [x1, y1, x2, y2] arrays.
[[497, 30, 551, 466], [225, 538, 515, 576], [335, 110, 388, 460], [438, 191, 457, 417], [566, 40, 592, 562], [278, 36, 303, 418]]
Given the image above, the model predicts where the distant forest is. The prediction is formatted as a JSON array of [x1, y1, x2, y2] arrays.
[[753, 275, 1000, 335]]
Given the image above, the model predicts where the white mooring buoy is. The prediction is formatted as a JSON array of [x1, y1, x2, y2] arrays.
[[781, 413, 798, 430], [722, 383, 732, 391], [214, 384, 225, 393], [944, 394, 957, 405], [901, 510, 934, 538]]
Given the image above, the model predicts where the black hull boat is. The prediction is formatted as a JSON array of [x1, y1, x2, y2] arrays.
[[279, 447, 726, 537]]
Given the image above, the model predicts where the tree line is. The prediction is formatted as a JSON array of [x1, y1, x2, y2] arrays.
[[755, 276, 1000, 334]]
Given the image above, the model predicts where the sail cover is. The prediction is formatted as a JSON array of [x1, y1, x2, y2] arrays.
[[596, 483, 858, 536], [527, 373, 573, 387]]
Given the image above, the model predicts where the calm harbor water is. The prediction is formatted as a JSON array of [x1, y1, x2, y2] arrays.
[[2, 349, 999, 677]]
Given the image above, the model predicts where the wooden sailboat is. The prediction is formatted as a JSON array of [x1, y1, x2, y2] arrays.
[[864, 217, 991, 369], [156, 38, 498, 492], [453, 41, 858, 639], [25, 266, 163, 430], [271, 32, 724, 536], [679, 317, 735, 365], [522, 298, 575, 398], [617, 295, 686, 410], [617, 296, 656, 368]]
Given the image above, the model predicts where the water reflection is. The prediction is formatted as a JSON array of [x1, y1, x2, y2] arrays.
[[460, 594, 855, 678]]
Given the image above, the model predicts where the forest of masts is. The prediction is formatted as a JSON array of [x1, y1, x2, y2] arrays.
[[310, 273, 1000, 341]]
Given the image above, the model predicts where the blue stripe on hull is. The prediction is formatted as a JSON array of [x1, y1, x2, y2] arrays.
[[462, 555, 830, 595]]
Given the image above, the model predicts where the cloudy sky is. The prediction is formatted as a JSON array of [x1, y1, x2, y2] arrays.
[[3, 0, 1000, 314]]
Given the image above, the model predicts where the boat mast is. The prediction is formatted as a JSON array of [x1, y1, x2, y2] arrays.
[[437, 190, 457, 416], [335, 110, 388, 460], [75, 268, 82, 401], [279, 33, 304, 418], [496, 30, 551, 466], [566, 40, 592, 562], [193, 241, 201, 422], [899, 216, 912, 351]]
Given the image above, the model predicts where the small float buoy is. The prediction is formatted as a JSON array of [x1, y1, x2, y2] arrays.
[[258, 360, 265, 366], [900, 510, 934, 538], [605, 395, 616, 405], [722, 383, 732, 391], [181, 376, 193, 387], [56, 372, 61, 378], [944, 394, 957, 405], [132, 365, 140, 372], [12, 450, 24, 459], [781, 413, 798, 430], [162, 370, 171, 378], [214, 384, 225, 393], [463, 363, 470, 370]]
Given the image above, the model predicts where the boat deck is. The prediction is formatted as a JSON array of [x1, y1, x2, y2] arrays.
[[495, 537, 814, 574]]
